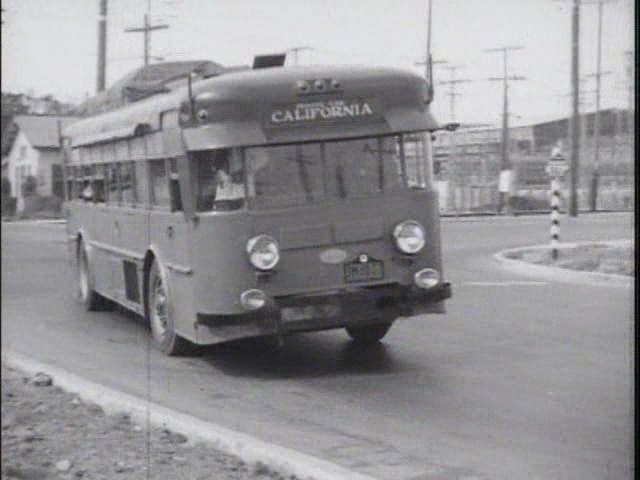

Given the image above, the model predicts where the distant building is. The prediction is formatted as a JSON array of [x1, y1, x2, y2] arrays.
[[2, 115, 78, 212], [430, 108, 633, 212]]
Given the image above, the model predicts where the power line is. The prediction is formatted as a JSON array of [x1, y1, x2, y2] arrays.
[[437, 65, 471, 122], [124, 13, 169, 66], [484, 46, 526, 171]]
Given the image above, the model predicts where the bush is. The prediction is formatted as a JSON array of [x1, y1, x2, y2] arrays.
[[19, 195, 63, 219]]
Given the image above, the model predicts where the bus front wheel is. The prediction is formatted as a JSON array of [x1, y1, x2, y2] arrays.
[[345, 322, 392, 344], [146, 261, 192, 356], [77, 241, 111, 311]]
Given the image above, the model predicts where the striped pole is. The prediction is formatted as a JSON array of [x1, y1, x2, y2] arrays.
[[550, 177, 561, 260]]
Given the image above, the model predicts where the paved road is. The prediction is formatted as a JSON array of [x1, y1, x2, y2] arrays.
[[1, 213, 634, 479]]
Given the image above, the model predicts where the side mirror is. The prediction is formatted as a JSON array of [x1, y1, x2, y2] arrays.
[[444, 122, 460, 132]]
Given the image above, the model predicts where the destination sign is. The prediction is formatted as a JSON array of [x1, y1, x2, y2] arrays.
[[268, 98, 379, 126]]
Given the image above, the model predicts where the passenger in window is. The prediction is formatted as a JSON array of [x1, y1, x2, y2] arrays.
[[198, 149, 244, 211], [214, 150, 244, 209], [81, 182, 94, 201]]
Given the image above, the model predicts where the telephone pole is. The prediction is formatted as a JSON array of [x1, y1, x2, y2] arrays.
[[624, 50, 634, 148], [566, 0, 581, 215], [584, 0, 616, 211], [485, 46, 525, 171], [96, 0, 107, 93], [124, 14, 169, 66], [437, 65, 471, 122], [437, 65, 470, 213]]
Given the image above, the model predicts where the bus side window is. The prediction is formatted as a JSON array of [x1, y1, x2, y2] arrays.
[[94, 165, 106, 203], [121, 162, 136, 205], [149, 159, 170, 208], [65, 166, 74, 201], [191, 151, 215, 211], [169, 158, 182, 212], [134, 161, 149, 207], [106, 163, 121, 204], [81, 165, 95, 201]]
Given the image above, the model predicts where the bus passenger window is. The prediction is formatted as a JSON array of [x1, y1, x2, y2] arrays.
[[149, 159, 170, 207], [246, 145, 322, 208], [134, 161, 148, 206], [326, 138, 381, 199], [192, 149, 244, 211], [382, 136, 405, 192], [94, 165, 106, 203], [402, 133, 432, 189], [120, 162, 136, 205], [65, 166, 75, 201], [81, 165, 95, 201], [106, 164, 121, 203], [169, 159, 182, 212]]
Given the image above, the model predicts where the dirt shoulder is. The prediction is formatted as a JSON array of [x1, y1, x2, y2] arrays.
[[502, 241, 634, 276], [1, 365, 303, 480]]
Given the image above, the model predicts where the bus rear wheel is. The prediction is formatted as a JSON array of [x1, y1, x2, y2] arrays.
[[345, 322, 392, 344], [147, 261, 192, 356], [77, 241, 112, 311]]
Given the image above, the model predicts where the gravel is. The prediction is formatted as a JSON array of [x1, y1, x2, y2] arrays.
[[1, 365, 309, 480]]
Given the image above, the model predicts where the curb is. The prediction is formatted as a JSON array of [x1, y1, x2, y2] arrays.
[[494, 240, 633, 287], [1, 219, 67, 225], [2, 351, 378, 480]]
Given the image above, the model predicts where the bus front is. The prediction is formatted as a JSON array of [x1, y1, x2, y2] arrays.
[[179, 65, 451, 345]]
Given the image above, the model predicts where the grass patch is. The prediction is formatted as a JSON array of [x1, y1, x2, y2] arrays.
[[507, 243, 634, 276]]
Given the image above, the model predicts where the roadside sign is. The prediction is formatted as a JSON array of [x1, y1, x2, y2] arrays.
[[546, 152, 569, 177]]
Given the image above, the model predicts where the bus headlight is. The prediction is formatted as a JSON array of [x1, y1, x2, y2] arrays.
[[414, 268, 440, 289], [393, 220, 425, 254], [246, 235, 280, 270], [240, 289, 267, 310]]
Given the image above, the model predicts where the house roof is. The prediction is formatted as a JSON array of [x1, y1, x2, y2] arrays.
[[13, 115, 79, 149]]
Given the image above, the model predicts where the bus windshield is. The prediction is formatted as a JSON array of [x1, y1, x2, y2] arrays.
[[245, 132, 432, 210]]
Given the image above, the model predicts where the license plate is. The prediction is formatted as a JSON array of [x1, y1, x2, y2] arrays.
[[344, 260, 384, 283]]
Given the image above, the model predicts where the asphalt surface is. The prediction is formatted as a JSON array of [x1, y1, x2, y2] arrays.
[[1, 213, 634, 480]]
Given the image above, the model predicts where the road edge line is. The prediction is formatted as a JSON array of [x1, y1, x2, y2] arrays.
[[2, 351, 379, 480], [494, 240, 633, 287]]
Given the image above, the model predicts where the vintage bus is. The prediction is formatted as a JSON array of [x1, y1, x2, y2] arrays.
[[63, 63, 452, 355]]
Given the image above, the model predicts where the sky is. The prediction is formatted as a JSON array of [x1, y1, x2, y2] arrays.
[[1, 0, 635, 126]]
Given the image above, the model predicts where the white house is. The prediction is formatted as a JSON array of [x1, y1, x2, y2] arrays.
[[3, 115, 78, 212]]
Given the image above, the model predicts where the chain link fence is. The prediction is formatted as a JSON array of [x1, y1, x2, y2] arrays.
[[433, 127, 634, 215]]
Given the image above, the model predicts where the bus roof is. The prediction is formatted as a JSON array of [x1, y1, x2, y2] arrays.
[[64, 65, 438, 148]]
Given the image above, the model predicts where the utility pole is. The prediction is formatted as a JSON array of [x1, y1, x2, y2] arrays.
[[285, 46, 313, 65], [124, 13, 169, 66], [96, 0, 107, 93], [624, 50, 634, 153], [583, 0, 616, 211], [437, 65, 470, 122], [485, 46, 525, 171], [568, 0, 581, 216], [485, 46, 525, 214], [437, 65, 470, 213]]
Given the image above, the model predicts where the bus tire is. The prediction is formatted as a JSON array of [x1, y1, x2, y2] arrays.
[[77, 240, 111, 311], [146, 261, 192, 356], [345, 322, 392, 344]]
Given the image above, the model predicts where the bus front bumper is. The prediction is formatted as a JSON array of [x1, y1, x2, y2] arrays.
[[194, 282, 451, 344]]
